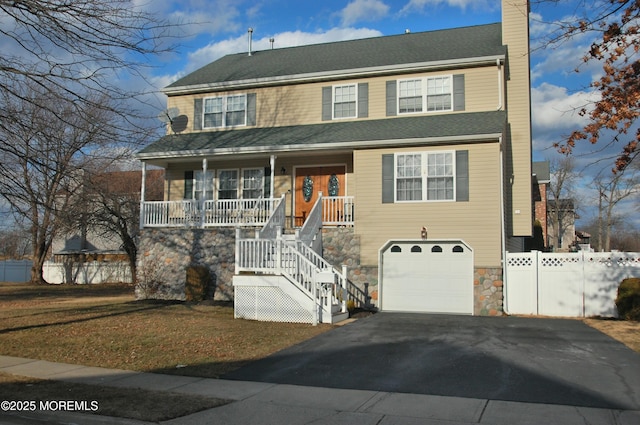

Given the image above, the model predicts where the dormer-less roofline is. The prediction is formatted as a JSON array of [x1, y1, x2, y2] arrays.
[[163, 55, 505, 96]]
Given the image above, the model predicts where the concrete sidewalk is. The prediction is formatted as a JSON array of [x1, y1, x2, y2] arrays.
[[0, 355, 638, 425]]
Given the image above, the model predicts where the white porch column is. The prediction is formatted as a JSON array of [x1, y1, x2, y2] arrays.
[[201, 158, 208, 227], [139, 162, 147, 230], [269, 155, 276, 199]]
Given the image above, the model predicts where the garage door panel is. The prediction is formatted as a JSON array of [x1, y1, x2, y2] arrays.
[[380, 240, 473, 315]]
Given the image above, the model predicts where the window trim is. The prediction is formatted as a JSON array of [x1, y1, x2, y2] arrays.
[[332, 84, 358, 120], [397, 75, 453, 115], [394, 151, 456, 203], [203, 94, 248, 129]]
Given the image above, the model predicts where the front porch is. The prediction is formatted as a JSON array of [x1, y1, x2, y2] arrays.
[[140, 195, 355, 229]]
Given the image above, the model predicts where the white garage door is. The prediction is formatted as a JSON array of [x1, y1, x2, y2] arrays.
[[379, 240, 473, 314]]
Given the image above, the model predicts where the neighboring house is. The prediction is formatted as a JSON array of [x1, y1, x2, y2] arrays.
[[136, 0, 532, 321], [547, 199, 577, 252], [530, 160, 550, 250], [53, 169, 164, 264]]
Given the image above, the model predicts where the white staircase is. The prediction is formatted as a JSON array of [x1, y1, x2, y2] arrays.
[[233, 194, 349, 325]]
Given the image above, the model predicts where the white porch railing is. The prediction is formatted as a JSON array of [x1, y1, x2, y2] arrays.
[[141, 195, 354, 228], [322, 196, 354, 226], [141, 197, 281, 228]]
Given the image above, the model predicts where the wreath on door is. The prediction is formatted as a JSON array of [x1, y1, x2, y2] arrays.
[[303, 175, 313, 202], [328, 174, 339, 196]]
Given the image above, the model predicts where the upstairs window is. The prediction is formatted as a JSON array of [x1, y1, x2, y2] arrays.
[[399, 79, 422, 113], [398, 75, 453, 114], [333, 84, 357, 119], [427, 76, 452, 111], [203, 94, 247, 128]]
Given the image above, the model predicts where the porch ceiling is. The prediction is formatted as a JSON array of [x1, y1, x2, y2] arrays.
[[137, 111, 506, 162]]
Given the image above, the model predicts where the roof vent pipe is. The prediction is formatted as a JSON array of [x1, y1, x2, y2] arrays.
[[248, 27, 253, 56], [270, 37, 275, 49]]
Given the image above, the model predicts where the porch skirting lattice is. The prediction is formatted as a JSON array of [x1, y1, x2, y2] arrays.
[[235, 285, 314, 324]]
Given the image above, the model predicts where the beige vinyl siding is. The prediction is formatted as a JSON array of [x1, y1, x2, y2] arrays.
[[353, 142, 503, 267], [165, 65, 501, 133], [503, 0, 533, 237]]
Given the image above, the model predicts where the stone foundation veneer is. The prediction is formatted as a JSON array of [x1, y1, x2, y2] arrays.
[[136, 227, 503, 316], [474, 267, 504, 316], [136, 228, 236, 301]]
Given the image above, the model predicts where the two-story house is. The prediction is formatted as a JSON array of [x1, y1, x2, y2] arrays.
[[136, 0, 532, 323]]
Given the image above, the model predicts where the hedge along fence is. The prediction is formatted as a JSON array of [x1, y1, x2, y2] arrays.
[[43, 261, 132, 284]]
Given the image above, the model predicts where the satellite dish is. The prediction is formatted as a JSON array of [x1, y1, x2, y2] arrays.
[[158, 107, 180, 122], [170, 115, 189, 133]]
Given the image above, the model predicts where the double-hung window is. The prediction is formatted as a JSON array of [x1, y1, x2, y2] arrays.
[[395, 151, 455, 202], [398, 75, 452, 114], [194, 170, 214, 201], [218, 170, 239, 199], [242, 168, 264, 199], [333, 84, 357, 119], [203, 95, 247, 128], [399, 79, 423, 114], [426, 76, 452, 111]]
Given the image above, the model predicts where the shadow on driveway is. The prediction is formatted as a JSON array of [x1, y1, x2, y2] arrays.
[[223, 313, 640, 410]]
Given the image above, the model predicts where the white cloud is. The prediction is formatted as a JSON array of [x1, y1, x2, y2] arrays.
[[171, 27, 383, 79], [532, 82, 597, 133], [339, 0, 390, 26]]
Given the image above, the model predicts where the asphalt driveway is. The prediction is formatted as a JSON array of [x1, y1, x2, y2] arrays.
[[223, 313, 640, 410]]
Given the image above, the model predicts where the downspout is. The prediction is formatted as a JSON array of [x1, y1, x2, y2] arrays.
[[139, 162, 147, 230], [499, 137, 510, 315], [496, 58, 503, 110]]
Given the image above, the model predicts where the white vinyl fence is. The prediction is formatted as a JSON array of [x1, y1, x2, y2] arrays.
[[0, 260, 32, 282], [43, 261, 132, 284], [505, 251, 640, 318]]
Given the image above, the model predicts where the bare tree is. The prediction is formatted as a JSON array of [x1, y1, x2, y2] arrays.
[[80, 169, 164, 282], [547, 157, 580, 250], [0, 0, 176, 125], [592, 165, 639, 251], [0, 1, 179, 282], [0, 83, 124, 283]]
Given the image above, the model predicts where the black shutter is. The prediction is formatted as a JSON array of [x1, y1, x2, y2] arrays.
[[322, 86, 332, 121], [382, 154, 394, 203], [386, 81, 397, 116], [247, 93, 257, 126], [358, 83, 368, 118], [453, 74, 465, 111], [263, 167, 271, 198], [193, 99, 203, 130], [184, 171, 194, 199], [456, 150, 469, 202]]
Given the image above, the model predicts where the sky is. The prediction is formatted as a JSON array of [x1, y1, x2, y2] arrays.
[[138, 0, 635, 228], [146, 0, 596, 159], [0, 0, 634, 231]]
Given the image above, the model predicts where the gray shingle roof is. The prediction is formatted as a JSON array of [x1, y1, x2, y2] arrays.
[[167, 23, 504, 89], [137, 111, 506, 159]]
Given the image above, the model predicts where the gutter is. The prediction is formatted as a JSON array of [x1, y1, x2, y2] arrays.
[[135, 133, 504, 161], [163, 55, 506, 96]]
